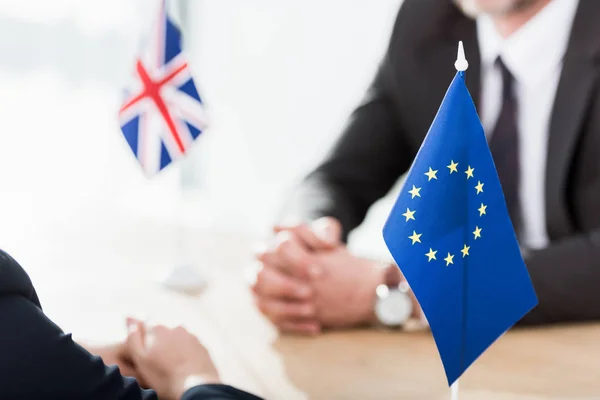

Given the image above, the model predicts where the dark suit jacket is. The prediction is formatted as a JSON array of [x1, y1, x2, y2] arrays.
[[0, 249, 262, 400], [281, 0, 600, 325]]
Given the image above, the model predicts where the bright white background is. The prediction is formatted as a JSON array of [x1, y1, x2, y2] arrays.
[[0, 0, 403, 259]]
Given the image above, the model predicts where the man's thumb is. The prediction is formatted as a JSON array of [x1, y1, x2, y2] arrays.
[[126, 320, 147, 359], [311, 217, 342, 245]]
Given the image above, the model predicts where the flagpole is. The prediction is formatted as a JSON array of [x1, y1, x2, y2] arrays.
[[175, 0, 194, 280], [451, 380, 460, 400], [157, 0, 207, 295], [449, 41, 468, 400]]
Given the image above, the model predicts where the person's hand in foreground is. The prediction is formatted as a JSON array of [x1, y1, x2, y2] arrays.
[[125, 318, 220, 400]]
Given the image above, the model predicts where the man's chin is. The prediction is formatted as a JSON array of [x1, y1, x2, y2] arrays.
[[455, 0, 481, 18], [455, 0, 537, 18]]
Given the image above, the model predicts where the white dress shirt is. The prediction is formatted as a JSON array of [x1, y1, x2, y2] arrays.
[[476, 0, 579, 250]]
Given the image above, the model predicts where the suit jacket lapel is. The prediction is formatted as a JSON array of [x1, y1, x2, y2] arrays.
[[545, 0, 600, 239]]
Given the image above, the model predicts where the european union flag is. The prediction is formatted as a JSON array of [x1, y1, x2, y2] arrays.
[[382, 50, 538, 386]]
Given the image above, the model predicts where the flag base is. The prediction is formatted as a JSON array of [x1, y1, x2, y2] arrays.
[[158, 265, 207, 295]]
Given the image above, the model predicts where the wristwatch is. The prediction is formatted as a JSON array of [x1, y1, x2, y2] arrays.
[[373, 264, 414, 328]]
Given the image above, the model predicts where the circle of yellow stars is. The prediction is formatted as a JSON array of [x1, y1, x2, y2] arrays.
[[403, 160, 487, 266]]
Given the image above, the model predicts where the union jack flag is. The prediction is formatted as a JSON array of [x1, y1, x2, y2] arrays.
[[119, 1, 207, 176]]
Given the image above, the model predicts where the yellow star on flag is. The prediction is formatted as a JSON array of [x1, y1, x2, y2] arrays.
[[425, 167, 438, 181], [475, 181, 484, 194], [425, 248, 437, 262], [444, 253, 454, 266], [473, 226, 482, 239], [478, 203, 487, 216], [408, 185, 421, 199], [465, 166, 475, 179], [461, 244, 470, 257], [408, 231, 422, 245], [402, 208, 416, 222], [447, 160, 458, 174]]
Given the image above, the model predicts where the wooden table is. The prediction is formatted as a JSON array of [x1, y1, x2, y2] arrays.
[[5, 213, 600, 400]]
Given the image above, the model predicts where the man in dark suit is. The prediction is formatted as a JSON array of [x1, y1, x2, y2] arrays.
[[0, 248, 262, 399], [252, 0, 600, 334]]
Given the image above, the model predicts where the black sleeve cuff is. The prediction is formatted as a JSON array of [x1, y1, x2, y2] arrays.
[[181, 384, 263, 400]]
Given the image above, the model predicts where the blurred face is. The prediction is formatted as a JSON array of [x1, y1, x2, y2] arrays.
[[457, 0, 539, 16]]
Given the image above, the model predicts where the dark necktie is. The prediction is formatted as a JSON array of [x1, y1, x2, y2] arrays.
[[488, 58, 522, 236]]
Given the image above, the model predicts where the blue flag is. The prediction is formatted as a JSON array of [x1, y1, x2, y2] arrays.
[[382, 70, 538, 385], [119, 0, 207, 177]]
